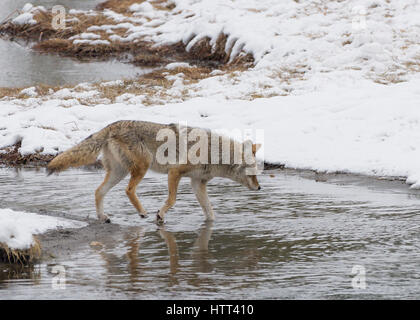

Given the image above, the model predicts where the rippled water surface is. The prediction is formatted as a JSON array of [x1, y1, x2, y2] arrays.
[[0, 168, 419, 299]]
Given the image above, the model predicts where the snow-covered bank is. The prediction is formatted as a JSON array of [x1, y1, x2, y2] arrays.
[[5, 0, 420, 99], [2, 76, 420, 187], [0, 208, 87, 250]]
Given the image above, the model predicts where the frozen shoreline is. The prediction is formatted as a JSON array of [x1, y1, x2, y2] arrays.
[[0, 208, 87, 251]]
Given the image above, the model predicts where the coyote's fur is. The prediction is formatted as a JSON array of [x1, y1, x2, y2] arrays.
[[47, 120, 261, 223]]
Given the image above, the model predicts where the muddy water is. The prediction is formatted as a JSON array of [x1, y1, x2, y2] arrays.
[[0, 168, 419, 299], [0, 1, 149, 88]]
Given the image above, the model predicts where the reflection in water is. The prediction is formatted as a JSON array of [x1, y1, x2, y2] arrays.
[[88, 227, 145, 291], [125, 229, 143, 284], [159, 227, 180, 279], [158, 221, 215, 283], [87, 222, 215, 290], [191, 222, 214, 273], [0, 40, 151, 87], [0, 168, 419, 299], [0, 263, 41, 285]]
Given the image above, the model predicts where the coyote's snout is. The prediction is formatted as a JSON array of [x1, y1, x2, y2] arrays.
[[47, 120, 262, 224]]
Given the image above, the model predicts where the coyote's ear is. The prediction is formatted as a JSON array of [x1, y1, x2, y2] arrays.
[[252, 143, 262, 155]]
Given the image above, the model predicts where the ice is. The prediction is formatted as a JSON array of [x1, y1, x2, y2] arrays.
[[0, 208, 87, 249]]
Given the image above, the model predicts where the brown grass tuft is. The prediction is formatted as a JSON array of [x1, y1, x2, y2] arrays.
[[0, 141, 54, 166], [0, 237, 41, 264], [0, 4, 254, 69], [96, 0, 146, 13], [133, 53, 166, 66]]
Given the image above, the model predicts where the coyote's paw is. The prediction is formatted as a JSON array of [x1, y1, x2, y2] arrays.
[[99, 214, 111, 224], [139, 212, 148, 219], [156, 211, 164, 225]]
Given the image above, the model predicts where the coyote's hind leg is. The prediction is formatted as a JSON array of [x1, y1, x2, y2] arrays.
[[95, 166, 127, 223], [126, 162, 150, 218]]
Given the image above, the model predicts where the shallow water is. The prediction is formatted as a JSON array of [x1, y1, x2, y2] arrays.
[[0, 168, 419, 299], [0, 1, 149, 88]]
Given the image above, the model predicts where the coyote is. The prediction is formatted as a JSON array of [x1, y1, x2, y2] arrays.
[[47, 120, 262, 224]]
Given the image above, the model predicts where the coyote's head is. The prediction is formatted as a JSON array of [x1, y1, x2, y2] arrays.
[[229, 142, 262, 191]]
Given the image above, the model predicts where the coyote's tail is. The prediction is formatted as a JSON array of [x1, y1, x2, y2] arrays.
[[47, 127, 109, 175]]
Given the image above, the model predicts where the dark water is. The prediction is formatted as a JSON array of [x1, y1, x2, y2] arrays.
[[0, 1, 148, 88], [0, 168, 419, 299]]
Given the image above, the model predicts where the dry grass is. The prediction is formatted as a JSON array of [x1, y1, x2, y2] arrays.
[[0, 83, 64, 99], [0, 59, 252, 106], [0, 3, 254, 67], [0, 237, 41, 264], [270, 64, 309, 84], [0, 87, 21, 99], [133, 53, 167, 66], [374, 73, 406, 85], [0, 141, 54, 166], [98, 0, 176, 13], [97, 0, 146, 13], [404, 58, 420, 73], [186, 34, 254, 65]]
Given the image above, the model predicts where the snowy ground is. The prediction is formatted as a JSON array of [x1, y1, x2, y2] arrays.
[[0, 208, 86, 250], [1, 0, 420, 187]]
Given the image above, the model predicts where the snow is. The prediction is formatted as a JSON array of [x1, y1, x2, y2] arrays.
[[12, 12, 36, 25], [166, 62, 191, 70], [73, 39, 111, 46], [20, 87, 37, 97], [11, 3, 46, 25], [70, 33, 101, 40], [129, 2, 154, 13], [0, 208, 87, 250]]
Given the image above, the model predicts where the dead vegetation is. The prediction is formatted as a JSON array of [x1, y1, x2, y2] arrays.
[[0, 83, 66, 99], [0, 1, 254, 68], [97, 0, 146, 13], [0, 237, 41, 264], [0, 63, 230, 103], [0, 141, 54, 166], [97, 0, 175, 13]]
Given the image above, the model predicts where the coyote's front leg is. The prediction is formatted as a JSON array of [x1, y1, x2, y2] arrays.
[[157, 169, 181, 224], [191, 178, 215, 221]]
